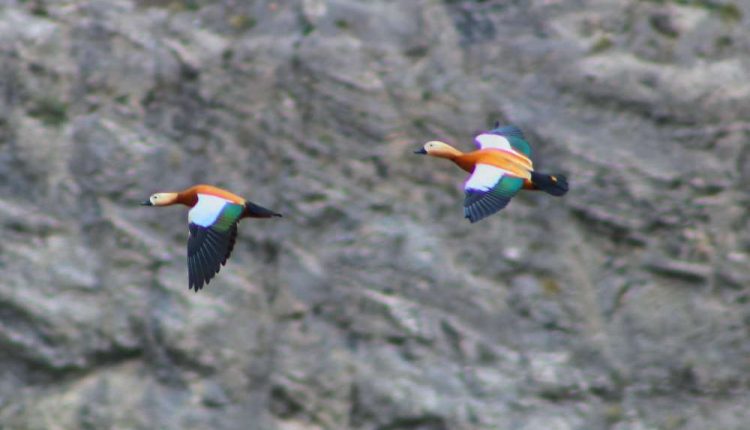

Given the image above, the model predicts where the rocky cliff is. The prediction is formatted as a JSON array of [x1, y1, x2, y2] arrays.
[[0, 0, 749, 429]]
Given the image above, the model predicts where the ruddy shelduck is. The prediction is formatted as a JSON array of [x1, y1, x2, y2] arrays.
[[415, 124, 568, 223], [141, 185, 282, 291]]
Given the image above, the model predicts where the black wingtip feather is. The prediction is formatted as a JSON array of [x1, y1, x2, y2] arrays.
[[463, 186, 515, 223], [187, 222, 242, 292]]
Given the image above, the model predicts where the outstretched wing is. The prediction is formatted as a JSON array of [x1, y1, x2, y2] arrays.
[[187, 194, 244, 291], [475, 124, 532, 158], [464, 164, 524, 223], [491, 124, 525, 139]]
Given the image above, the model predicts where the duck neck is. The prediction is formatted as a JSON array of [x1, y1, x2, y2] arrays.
[[175, 190, 197, 207], [432, 145, 463, 161]]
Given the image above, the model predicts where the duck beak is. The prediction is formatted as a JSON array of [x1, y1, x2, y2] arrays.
[[414, 148, 427, 155], [140, 200, 153, 206]]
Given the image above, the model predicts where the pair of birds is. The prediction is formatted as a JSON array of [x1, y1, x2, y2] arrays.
[[143, 125, 568, 291]]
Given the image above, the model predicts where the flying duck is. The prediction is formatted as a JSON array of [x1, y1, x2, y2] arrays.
[[141, 185, 282, 291], [415, 124, 568, 223]]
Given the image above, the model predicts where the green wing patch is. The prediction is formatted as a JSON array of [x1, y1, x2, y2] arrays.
[[506, 136, 531, 158], [212, 203, 244, 232], [490, 125, 532, 157], [495, 175, 525, 196], [464, 175, 524, 223]]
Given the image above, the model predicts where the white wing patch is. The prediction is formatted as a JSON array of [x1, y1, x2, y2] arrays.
[[465, 164, 510, 192], [188, 194, 231, 227], [474, 133, 518, 154]]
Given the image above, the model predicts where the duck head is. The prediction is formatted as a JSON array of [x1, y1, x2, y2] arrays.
[[414, 140, 462, 159], [141, 192, 178, 207]]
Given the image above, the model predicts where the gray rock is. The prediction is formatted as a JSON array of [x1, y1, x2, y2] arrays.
[[0, 0, 749, 429]]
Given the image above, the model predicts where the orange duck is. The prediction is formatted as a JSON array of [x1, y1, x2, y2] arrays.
[[415, 124, 568, 223], [141, 185, 282, 291]]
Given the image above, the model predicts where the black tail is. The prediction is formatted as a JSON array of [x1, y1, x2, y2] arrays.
[[530, 172, 568, 196], [244, 201, 283, 218]]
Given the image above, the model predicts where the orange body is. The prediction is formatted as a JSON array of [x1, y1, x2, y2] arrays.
[[454, 150, 531, 175], [176, 185, 247, 207], [451, 149, 537, 190]]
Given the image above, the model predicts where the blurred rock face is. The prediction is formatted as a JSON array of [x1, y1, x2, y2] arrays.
[[0, 0, 749, 429]]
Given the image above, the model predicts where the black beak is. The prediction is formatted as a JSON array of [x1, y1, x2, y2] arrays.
[[140, 200, 153, 206], [414, 148, 427, 155]]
